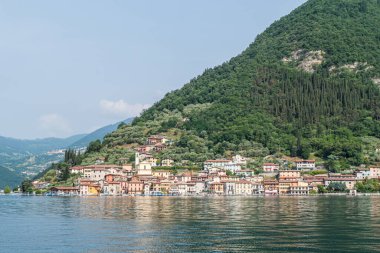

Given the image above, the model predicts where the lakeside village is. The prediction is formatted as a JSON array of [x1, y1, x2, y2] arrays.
[[29, 135, 380, 197]]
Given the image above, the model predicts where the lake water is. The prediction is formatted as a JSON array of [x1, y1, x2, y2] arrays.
[[1, 195, 380, 252]]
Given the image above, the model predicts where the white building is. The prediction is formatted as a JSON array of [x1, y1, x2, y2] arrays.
[[161, 159, 174, 167], [103, 182, 122, 195], [252, 183, 264, 195], [369, 167, 380, 179], [69, 166, 84, 174], [295, 160, 316, 170], [137, 162, 152, 176], [235, 180, 253, 195], [204, 159, 241, 172], [83, 166, 109, 181], [232, 155, 248, 165], [355, 170, 371, 180]]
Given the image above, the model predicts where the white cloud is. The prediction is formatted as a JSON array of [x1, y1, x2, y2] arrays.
[[39, 113, 72, 137], [99, 99, 150, 117]]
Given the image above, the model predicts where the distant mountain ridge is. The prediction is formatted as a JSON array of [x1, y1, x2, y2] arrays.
[[0, 118, 134, 187], [0, 134, 86, 155], [70, 118, 134, 148], [0, 165, 23, 189]]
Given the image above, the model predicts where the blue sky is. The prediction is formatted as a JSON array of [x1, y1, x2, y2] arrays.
[[0, 0, 306, 139]]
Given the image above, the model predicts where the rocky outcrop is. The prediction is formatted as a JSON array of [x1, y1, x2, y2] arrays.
[[329, 62, 374, 74], [282, 50, 325, 73]]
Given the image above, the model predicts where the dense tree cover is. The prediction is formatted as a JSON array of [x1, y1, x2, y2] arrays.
[[86, 140, 102, 153], [80, 0, 380, 169], [21, 179, 33, 193], [355, 179, 380, 192], [327, 182, 347, 192]]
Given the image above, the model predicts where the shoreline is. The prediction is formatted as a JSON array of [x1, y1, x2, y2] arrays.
[[3, 192, 380, 197]]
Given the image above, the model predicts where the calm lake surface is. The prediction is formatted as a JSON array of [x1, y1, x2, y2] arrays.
[[1, 195, 380, 253]]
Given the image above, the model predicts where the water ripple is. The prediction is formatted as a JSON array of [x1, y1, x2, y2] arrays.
[[0, 195, 380, 252]]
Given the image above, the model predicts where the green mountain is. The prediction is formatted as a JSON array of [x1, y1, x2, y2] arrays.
[[82, 0, 380, 171], [69, 118, 134, 148], [0, 165, 23, 189]]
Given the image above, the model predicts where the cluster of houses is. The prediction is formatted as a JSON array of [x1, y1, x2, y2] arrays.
[[135, 135, 172, 154], [47, 154, 380, 196], [42, 135, 380, 196]]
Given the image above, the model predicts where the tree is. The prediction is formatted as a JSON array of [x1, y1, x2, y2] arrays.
[[317, 185, 327, 193], [64, 149, 82, 165], [355, 179, 380, 193], [359, 0, 368, 13], [58, 166, 70, 182], [327, 182, 347, 192], [4, 186, 11, 194], [86, 140, 102, 153], [118, 122, 127, 129], [21, 179, 33, 193], [226, 170, 234, 176]]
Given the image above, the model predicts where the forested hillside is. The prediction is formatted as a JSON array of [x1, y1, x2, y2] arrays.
[[82, 0, 380, 172]]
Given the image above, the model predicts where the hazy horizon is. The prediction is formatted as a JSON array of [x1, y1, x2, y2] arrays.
[[0, 0, 306, 139]]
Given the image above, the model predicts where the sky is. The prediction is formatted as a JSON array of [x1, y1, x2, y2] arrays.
[[0, 0, 306, 139]]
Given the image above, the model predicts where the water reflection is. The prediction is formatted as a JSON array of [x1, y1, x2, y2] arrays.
[[1, 195, 380, 252]]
